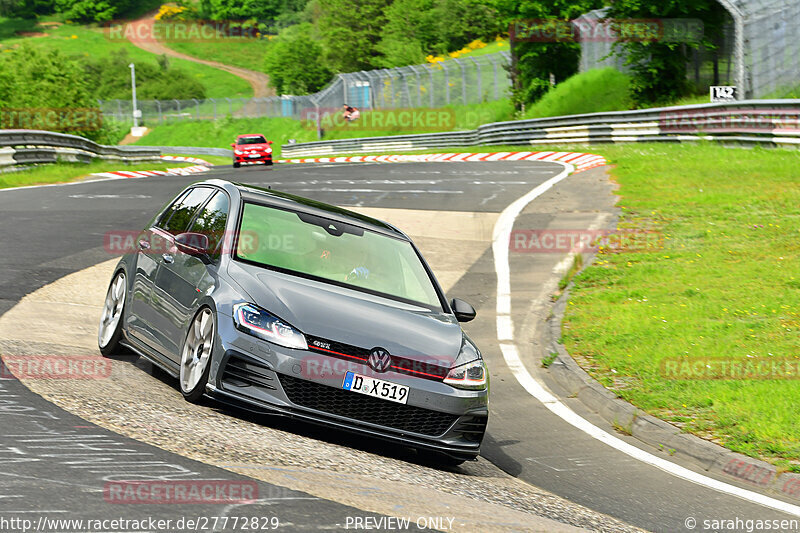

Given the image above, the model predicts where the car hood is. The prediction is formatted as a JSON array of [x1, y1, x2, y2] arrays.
[[227, 260, 462, 363]]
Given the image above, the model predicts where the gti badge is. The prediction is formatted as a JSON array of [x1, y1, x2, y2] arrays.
[[368, 348, 392, 373]]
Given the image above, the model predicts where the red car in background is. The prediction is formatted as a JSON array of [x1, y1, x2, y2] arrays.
[[232, 134, 273, 167]]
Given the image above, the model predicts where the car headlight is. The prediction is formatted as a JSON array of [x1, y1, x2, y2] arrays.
[[444, 338, 487, 390], [233, 303, 308, 350], [234, 150, 243, 155], [265, 148, 272, 154]]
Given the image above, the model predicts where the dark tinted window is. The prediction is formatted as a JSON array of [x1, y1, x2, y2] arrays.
[[156, 190, 189, 228], [237, 136, 266, 145], [189, 191, 229, 256], [161, 187, 214, 235]]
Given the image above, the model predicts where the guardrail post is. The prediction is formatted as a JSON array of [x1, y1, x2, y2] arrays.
[[407, 65, 423, 107], [424, 64, 435, 107], [442, 62, 451, 105], [453, 58, 467, 104], [470, 57, 482, 102], [173, 99, 181, 120], [489, 55, 499, 100]]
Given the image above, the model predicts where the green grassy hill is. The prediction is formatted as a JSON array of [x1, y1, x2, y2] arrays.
[[0, 19, 252, 98]]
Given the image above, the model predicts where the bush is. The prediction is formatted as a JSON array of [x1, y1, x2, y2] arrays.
[[84, 50, 206, 101], [0, 45, 116, 141], [523, 68, 632, 119], [263, 23, 332, 94]]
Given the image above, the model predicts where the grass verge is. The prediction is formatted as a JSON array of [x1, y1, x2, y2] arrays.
[[559, 143, 800, 470], [133, 117, 316, 157], [0, 160, 199, 189]]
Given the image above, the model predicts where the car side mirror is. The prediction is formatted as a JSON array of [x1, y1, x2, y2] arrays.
[[230, 143, 236, 148], [267, 140, 273, 144], [175, 232, 211, 259], [451, 298, 476, 323]]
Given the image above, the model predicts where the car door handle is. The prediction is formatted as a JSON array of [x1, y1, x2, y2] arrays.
[[162, 253, 174, 264], [138, 240, 150, 250]]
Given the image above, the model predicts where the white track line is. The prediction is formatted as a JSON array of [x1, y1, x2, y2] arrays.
[[492, 162, 800, 517]]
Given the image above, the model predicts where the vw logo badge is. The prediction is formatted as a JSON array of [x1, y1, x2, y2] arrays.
[[368, 348, 392, 373]]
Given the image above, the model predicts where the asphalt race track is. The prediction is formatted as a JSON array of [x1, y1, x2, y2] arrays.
[[0, 161, 798, 532]]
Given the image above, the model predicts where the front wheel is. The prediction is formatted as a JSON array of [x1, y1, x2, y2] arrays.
[[233, 161, 240, 168], [179, 307, 215, 403], [98, 271, 127, 356]]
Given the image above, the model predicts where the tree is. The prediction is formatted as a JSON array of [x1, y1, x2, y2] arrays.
[[378, 0, 501, 67], [491, 0, 603, 110], [84, 49, 206, 100], [606, 0, 728, 106], [0, 0, 56, 18], [54, 0, 134, 22], [263, 23, 332, 94], [316, 0, 392, 72]]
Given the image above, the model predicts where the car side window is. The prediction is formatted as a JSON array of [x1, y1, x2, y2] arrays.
[[156, 190, 189, 229], [189, 191, 229, 257], [160, 187, 214, 235]]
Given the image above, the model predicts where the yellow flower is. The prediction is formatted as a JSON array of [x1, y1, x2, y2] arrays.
[[71, 34, 78, 39]]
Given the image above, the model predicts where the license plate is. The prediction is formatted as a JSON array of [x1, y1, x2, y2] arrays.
[[342, 371, 409, 404], [248, 154, 261, 158]]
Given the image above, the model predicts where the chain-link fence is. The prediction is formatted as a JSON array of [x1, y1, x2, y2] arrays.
[[578, 2, 799, 99], [98, 52, 512, 126], [722, 0, 800, 98]]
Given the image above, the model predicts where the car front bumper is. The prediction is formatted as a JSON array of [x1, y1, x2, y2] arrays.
[[208, 319, 488, 460], [234, 154, 273, 164]]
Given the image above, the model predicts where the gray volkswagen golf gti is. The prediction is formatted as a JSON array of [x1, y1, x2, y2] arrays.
[[98, 179, 488, 464]]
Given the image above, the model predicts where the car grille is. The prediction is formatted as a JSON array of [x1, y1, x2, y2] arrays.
[[278, 374, 458, 437], [305, 335, 450, 381]]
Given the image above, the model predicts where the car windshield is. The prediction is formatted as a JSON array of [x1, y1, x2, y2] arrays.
[[237, 136, 266, 145], [235, 202, 442, 310]]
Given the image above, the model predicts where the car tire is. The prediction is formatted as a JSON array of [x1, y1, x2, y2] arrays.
[[179, 307, 215, 403], [98, 271, 127, 357], [233, 161, 240, 168], [265, 160, 273, 166]]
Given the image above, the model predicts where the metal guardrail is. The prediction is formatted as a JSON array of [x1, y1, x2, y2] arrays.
[[280, 100, 800, 157], [0, 130, 161, 167], [133, 146, 232, 158]]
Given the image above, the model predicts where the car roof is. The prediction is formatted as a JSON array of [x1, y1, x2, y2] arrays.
[[222, 181, 406, 239], [236, 134, 266, 138]]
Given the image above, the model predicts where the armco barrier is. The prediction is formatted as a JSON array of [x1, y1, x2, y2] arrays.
[[133, 146, 232, 158], [0, 130, 161, 167], [281, 100, 800, 157]]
